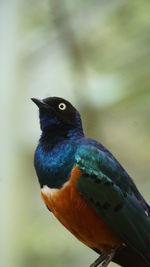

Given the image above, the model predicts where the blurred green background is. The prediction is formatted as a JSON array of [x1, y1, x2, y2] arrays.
[[1, 0, 150, 267]]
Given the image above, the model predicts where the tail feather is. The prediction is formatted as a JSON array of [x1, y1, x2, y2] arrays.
[[113, 246, 150, 267]]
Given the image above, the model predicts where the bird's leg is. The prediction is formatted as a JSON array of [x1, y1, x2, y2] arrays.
[[89, 247, 118, 267], [89, 253, 107, 267], [101, 249, 116, 267]]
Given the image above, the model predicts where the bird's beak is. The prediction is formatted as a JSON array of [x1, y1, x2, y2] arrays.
[[31, 98, 49, 109]]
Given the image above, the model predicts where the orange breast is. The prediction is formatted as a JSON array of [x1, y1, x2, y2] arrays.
[[41, 166, 121, 252]]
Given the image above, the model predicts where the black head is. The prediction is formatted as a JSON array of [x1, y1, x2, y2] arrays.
[[31, 97, 83, 136]]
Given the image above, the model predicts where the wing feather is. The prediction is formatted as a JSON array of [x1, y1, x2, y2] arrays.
[[75, 145, 150, 263]]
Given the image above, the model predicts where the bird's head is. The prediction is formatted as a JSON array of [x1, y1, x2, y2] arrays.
[[31, 97, 84, 138]]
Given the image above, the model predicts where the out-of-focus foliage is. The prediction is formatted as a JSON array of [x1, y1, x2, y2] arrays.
[[1, 1, 150, 267]]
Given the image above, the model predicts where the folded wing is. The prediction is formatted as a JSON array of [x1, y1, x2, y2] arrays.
[[75, 145, 150, 264]]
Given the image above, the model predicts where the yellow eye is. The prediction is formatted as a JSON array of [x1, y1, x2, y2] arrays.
[[58, 103, 66, 110]]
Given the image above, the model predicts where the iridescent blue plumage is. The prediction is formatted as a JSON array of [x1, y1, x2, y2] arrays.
[[35, 140, 77, 188]]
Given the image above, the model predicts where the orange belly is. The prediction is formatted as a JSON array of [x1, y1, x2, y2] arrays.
[[41, 166, 121, 252]]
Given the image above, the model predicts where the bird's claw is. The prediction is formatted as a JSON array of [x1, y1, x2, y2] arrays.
[[89, 248, 117, 267]]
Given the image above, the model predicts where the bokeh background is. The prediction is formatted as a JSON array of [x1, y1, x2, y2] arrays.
[[1, 0, 150, 267]]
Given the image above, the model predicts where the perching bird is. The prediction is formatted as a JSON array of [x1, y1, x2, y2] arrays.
[[32, 96, 150, 267]]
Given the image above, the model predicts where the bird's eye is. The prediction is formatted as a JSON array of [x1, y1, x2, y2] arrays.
[[58, 103, 66, 111]]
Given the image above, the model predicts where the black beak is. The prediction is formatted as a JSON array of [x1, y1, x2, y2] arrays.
[[31, 98, 49, 109]]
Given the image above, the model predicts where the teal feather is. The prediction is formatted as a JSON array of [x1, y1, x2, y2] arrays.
[[76, 145, 150, 263]]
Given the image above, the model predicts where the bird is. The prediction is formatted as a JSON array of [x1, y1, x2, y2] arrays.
[[32, 96, 150, 267]]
